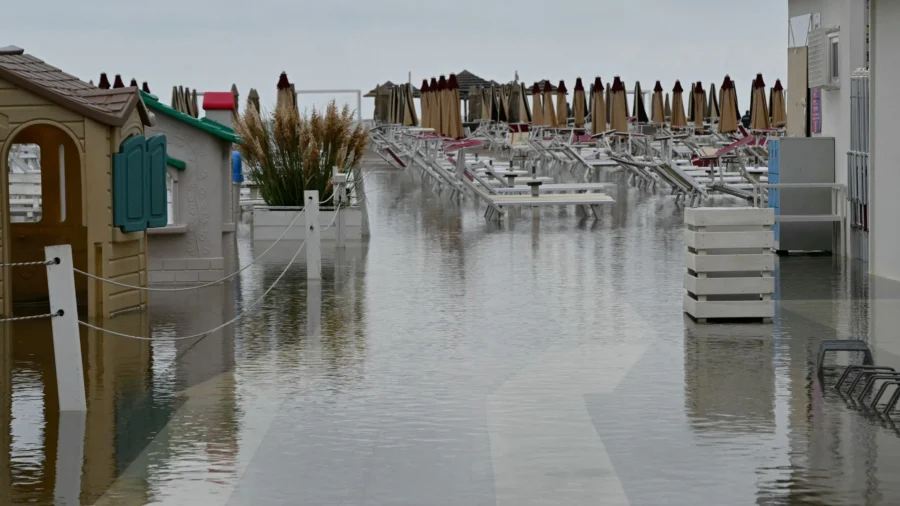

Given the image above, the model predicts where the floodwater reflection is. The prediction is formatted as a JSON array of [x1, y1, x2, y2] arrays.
[[5, 166, 900, 504]]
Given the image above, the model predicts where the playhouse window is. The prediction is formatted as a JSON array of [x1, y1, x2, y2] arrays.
[[7, 143, 42, 223]]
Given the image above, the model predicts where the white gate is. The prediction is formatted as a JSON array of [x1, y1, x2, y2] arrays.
[[848, 68, 869, 262]]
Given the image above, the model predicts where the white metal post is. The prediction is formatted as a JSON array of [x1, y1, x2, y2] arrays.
[[305, 191, 321, 280], [333, 169, 347, 249], [54, 411, 86, 505], [45, 245, 86, 412]]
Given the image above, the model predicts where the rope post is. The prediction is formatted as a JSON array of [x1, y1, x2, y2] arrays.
[[45, 245, 86, 412], [333, 168, 347, 249], [305, 190, 321, 280]]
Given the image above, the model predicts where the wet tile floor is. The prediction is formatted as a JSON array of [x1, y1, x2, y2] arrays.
[[3, 167, 900, 505]]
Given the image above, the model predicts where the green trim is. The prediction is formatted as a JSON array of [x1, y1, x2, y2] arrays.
[[166, 156, 186, 171], [140, 90, 242, 145]]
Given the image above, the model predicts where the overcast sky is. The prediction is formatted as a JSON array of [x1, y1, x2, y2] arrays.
[[8, 0, 788, 120]]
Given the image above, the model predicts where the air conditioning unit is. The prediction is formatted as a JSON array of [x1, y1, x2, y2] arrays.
[[809, 27, 840, 90]]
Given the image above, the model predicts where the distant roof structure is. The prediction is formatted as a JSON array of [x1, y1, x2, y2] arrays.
[[0, 45, 152, 127], [364, 81, 421, 98], [454, 70, 500, 98]]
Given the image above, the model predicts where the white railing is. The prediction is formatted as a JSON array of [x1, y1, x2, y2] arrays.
[[751, 182, 848, 256]]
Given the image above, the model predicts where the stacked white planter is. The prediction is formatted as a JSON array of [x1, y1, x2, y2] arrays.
[[683, 207, 776, 323], [252, 206, 367, 241]]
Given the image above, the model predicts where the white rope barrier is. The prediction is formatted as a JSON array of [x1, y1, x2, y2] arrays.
[[74, 202, 338, 292], [78, 208, 339, 342]]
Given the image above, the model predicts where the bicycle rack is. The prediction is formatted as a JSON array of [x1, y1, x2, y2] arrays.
[[817, 339, 900, 418], [816, 339, 874, 377]]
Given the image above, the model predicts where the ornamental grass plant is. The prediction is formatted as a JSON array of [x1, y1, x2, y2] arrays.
[[235, 98, 367, 207]]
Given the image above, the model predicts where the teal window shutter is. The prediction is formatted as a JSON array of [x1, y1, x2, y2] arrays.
[[145, 135, 168, 228], [113, 135, 148, 233]]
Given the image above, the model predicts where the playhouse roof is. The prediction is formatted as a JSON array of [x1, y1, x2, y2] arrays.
[[140, 90, 242, 144], [0, 46, 152, 127]]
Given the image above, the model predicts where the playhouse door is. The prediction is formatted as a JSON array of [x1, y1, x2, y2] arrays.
[[5, 124, 87, 312]]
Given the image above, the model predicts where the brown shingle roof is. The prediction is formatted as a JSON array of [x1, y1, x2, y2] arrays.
[[0, 46, 152, 127]]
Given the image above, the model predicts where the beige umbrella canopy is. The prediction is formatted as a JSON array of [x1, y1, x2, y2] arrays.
[[531, 83, 544, 126], [707, 82, 719, 122], [556, 80, 568, 127], [771, 79, 787, 127], [693, 82, 706, 130], [507, 82, 530, 123], [520, 82, 532, 123], [671, 80, 688, 128], [231, 83, 240, 120], [542, 81, 557, 128], [191, 88, 199, 118], [651, 81, 665, 124], [573, 78, 586, 128], [590, 77, 607, 134], [750, 73, 770, 130], [610, 76, 629, 133], [448, 74, 464, 138], [664, 92, 671, 121], [633, 81, 649, 123], [718, 75, 739, 133]]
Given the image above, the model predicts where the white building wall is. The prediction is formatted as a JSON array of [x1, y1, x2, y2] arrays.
[[871, 0, 900, 281], [146, 114, 232, 283], [788, 0, 866, 257]]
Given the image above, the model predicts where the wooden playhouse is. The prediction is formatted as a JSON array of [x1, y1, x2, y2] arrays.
[[0, 45, 171, 317]]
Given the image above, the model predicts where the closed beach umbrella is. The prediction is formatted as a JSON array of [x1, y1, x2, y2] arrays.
[[429, 78, 440, 130], [591, 77, 607, 134], [609, 77, 628, 133], [421, 80, 431, 128], [693, 82, 706, 130], [605, 82, 612, 125], [247, 88, 260, 114], [556, 80, 568, 127], [750, 73, 770, 130], [521, 83, 532, 123], [718, 75, 739, 133], [542, 81, 557, 128], [651, 81, 665, 124], [448, 74, 464, 138], [481, 86, 492, 121], [276, 72, 293, 110], [531, 83, 543, 126], [507, 84, 521, 123], [707, 82, 719, 122], [438, 76, 449, 136], [633, 81, 649, 123], [573, 78, 586, 128], [468, 86, 480, 121], [665, 92, 671, 121], [406, 83, 419, 126], [771, 79, 787, 127], [671, 80, 687, 128], [687, 82, 696, 124]]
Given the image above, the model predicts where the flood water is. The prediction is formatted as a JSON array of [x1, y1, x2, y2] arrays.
[[3, 164, 900, 505]]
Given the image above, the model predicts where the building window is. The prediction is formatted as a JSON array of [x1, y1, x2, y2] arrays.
[[7, 144, 42, 223], [166, 170, 176, 225], [828, 33, 840, 84]]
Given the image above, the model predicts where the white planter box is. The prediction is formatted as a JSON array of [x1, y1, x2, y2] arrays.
[[252, 206, 368, 241], [684, 207, 775, 322]]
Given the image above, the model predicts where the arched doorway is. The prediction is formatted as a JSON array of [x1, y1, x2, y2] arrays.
[[3, 123, 87, 314]]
